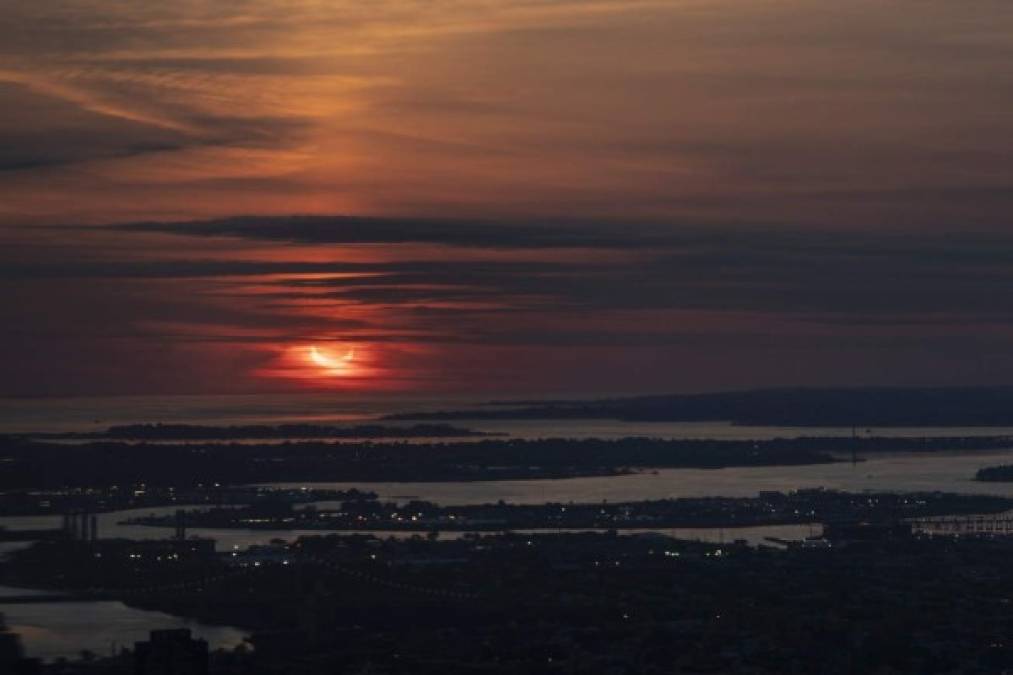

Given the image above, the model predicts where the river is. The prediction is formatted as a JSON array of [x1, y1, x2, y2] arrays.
[[4, 446, 1013, 660], [4, 447, 1013, 547], [263, 448, 1013, 503]]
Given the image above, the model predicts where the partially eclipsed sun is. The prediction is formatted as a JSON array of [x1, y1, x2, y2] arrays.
[[308, 345, 355, 375]]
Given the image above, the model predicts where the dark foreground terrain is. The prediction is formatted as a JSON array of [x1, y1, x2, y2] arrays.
[[4, 529, 1013, 674]]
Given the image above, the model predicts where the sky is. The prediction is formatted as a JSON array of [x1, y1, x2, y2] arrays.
[[2, 0, 1013, 397]]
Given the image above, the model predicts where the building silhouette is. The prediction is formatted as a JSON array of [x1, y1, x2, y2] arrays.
[[134, 628, 208, 675], [0, 613, 40, 675]]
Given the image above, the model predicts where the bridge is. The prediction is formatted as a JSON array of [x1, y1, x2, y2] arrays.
[[909, 514, 1013, 536]]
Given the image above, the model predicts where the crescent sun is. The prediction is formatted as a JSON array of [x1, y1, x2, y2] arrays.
[[309, 346, 355, 370]]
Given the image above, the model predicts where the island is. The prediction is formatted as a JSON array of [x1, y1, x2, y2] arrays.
[[121, 490, 1013, 533], [26, 422, 499, 441], [0, 485, 377, 517], [975, 465, 1013, 482], [0, 436, 843, 489], [5, 433, 1013, 491]]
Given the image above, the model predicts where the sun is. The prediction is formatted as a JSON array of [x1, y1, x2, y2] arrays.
[[307, 345, 355, 376], [255, 343, 372, 384]]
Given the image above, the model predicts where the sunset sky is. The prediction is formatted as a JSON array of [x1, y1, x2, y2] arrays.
[[3, 0, 1013, 397]]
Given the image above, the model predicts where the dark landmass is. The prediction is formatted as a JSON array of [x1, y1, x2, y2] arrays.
[[0, 486, 376, 516], [3, 434, 1013, 492], [0, 436, 843, 490], [386, 385, 1013, 426], [123, 489, 1013, 532], [975, 464, 1013, 482], [28, 422, 498, 441], [8, 530, 1013, 673]]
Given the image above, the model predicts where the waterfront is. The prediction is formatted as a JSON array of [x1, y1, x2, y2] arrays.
[[0, 586, 246, 662], [8, 393, 1013, 441], [0, 532, 249, 663], [3, 449, 1013, 545], [0, 512, 810, 663], [0, 505, 816, 551], [4, 443, 1013, 666]]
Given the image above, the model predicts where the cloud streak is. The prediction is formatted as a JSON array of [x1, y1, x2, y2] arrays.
[[12, 217, 1013, 326], [3, 1, 1013, 394]]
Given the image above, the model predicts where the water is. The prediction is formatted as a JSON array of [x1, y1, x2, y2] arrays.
[[2, 447, 1008, 559], [2, 511, 820, 553], [0, 393, 477, 435], [0, 586, 247, 662], [3, 448, 1009, 662], [0, 542, 33, 558], [446, 420, 1013, 442], [7, 392, 1013, 441], [0, 511, 806, 663], [263, 449, 1013, 504], [0, 506, 276, 552], [5, 394, 1013, 661], [0, 507, 250, 663], [2, 449, 1012, 548]]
